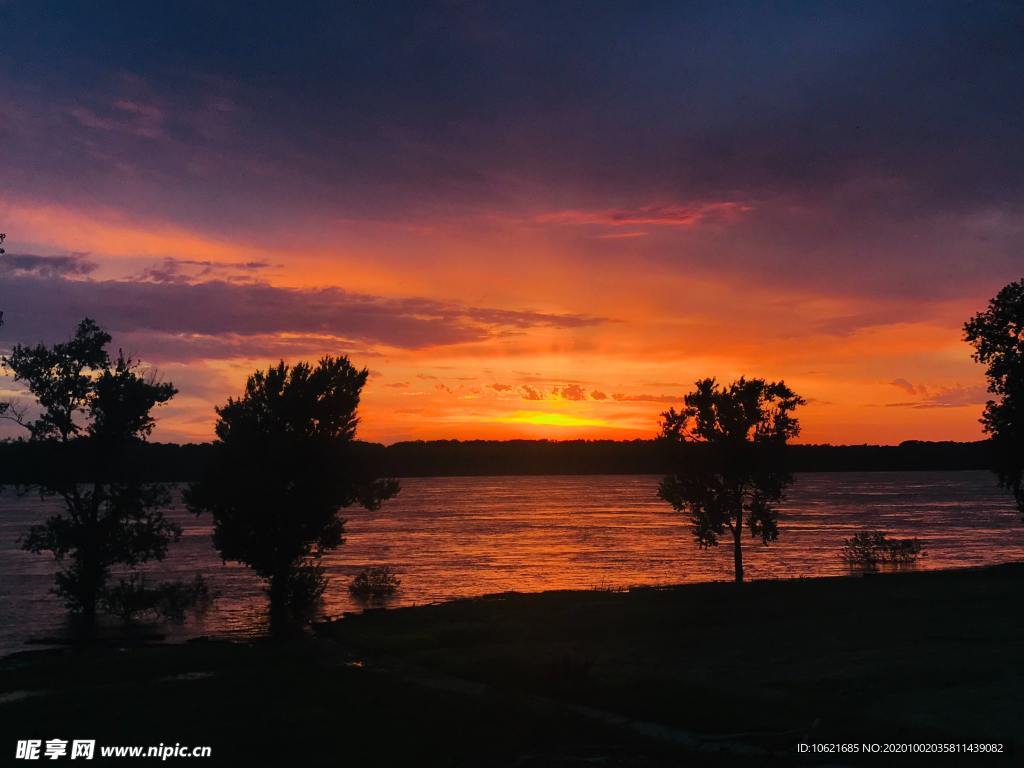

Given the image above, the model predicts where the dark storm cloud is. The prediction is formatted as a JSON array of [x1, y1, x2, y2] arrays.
[[0, 274, 606, 355], [0, 253, 98, 278], [2, 1, 1022, 229], [107, 330, 382, 364]]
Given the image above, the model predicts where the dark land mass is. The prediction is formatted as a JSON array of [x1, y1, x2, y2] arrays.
[[0, 438, 994, 482], [2, 565, 1020, 766], [326, 563, 1022, 763]]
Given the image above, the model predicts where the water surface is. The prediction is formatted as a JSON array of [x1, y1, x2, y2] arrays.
[[1, 471, 1022, 656]]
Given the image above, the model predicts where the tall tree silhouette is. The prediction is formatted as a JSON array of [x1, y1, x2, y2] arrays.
[[2, 319, 179, 626], [658, 377, 804, 583], [965, 279, 1024, 519], [186, 357, 399, 633]]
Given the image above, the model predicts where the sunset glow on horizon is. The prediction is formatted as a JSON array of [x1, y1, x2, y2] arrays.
[[2, 2, 1021, 446]]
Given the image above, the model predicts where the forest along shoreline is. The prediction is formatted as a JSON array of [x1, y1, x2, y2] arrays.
[[0, 438, 997, 484], [2, 563, 1020, 763]]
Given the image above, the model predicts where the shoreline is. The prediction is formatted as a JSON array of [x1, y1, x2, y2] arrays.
[[4, 558, 1022, 662], [2, 563, 1021, 764], [0, 440, 997, 482]]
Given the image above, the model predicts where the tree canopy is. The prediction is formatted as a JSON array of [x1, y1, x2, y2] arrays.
[[3, 319, 179, 622], [186, 356, 399, 632], [965, 278, 1024, 519], [658, 377, 805, 582]]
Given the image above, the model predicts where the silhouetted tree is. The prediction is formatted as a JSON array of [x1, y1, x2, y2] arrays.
[[2, 319, 179, 626], [658, 377, 805, 583], [965, 279, 1024, 519], [186, 357, 399, 633]]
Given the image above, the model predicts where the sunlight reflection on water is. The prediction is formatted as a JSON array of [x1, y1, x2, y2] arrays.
[[1, 470, 1022, 655]]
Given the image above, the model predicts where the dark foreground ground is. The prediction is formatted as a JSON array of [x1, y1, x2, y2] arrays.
[[2, 565, 1021, 767]]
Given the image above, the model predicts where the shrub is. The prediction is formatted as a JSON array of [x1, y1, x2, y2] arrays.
[[841, 530, 924, 568], [102, 574, 212, 623], [348, 566, 401, 602], [277, 561, 328, 623]]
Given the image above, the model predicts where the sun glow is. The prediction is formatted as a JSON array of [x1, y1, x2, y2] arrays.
[[494, 411, 615, 428]]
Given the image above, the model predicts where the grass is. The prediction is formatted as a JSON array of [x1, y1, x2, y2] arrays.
[[0, 637, 750, 766], [326, 564, 1024, 759], [2, 565, 1021, 765]]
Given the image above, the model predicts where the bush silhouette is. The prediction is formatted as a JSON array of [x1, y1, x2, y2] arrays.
[[841, 530, 924, 568], [348, 566, 401, 603], [102, 574, 212, 623]]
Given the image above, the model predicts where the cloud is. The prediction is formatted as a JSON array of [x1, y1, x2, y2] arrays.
[[611, 392, 680, 404], [489, 382, 514, 392], [884, 383, 989, 409], [134, 257, 278, 285], [0, 272, 608, 356], [520, 385, 544, 401], [537, 202, 751, 228], [103, 330, 379, 363], [596, 231, 648, 240], [803, 397, 835, 406], [68, 98, 166, 140], [590, 389, 608, 400], [890, 377, 924, 395], [553, 383, 588, 401], [0, 252, 98, 278], [5, 2, 1024, 247]]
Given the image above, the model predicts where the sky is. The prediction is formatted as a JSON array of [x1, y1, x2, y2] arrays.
[[1, 1, 1022, 445]]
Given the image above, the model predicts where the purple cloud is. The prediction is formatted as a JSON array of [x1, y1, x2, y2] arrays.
[[0, 272, 607, 357], [1, 252, 98, 278], [884, 383, 989, 409]]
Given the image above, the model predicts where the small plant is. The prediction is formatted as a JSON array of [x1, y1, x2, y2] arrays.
[[101, 574, 212, 623], [277, 562, 328, 623], [841, 530, 924, 568], [590, 582, 628, 592], [885, 537, 924, 565], [348, 566, 401, 602]]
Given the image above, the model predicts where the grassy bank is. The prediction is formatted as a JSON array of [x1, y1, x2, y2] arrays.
[[325, 564, 1024, 760], [0, 638, 698, 767], [1, 565, 1021, 765]]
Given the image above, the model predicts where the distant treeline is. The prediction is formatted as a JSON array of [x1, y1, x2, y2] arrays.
[[0, 438, 994, 482]]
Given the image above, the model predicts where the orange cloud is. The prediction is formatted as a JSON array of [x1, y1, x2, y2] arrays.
[[0, 191, 996, 448], [0, 198, 253, 265]]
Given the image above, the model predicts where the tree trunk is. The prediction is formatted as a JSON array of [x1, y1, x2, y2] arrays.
[[77, 485, 102, 637], [732, 526, 744, 583], [72, 578, 99, 642], [267, 573, 290, 637], [732, 494, 744, 584], [79, 599, 97, 632]]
